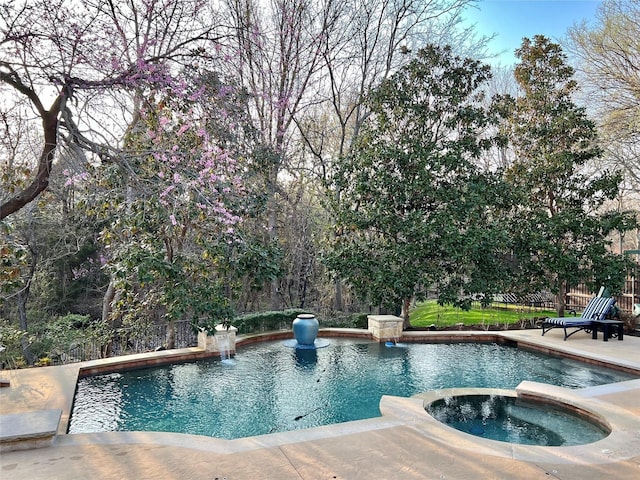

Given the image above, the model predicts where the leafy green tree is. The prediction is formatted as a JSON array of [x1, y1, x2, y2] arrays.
[[501, 35, 637, 316], [326, 45, 510, 328]]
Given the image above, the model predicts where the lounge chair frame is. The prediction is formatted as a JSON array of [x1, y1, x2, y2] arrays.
[[541, 296, 615, 340]]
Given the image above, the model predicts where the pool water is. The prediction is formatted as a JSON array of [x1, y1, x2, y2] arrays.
[[426, 395, 609, 446], [69, 339, 637, 439]]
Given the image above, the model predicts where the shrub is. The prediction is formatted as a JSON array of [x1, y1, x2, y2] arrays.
[[42, 314, 112, 363], [0, 320, 28, 368], [230, 310, 369, 334], [320, 313, 368, 329], [232, 309, 308, 334]]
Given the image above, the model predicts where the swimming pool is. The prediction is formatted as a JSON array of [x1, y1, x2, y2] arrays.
[[69, 339, 637, 439]]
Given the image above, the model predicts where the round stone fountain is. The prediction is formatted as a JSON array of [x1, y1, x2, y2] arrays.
[[283, 313, 329, 349]]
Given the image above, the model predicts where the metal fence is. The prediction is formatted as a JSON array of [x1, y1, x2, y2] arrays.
[[48, 320, 198, 365], [44, 312, 367, 365]]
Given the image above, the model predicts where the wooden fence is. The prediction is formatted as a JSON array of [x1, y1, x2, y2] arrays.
[[566, 276, 640, 314]]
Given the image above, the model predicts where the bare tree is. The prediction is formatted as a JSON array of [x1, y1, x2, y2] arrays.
[[294, 0, 487, 309], [220, 0, 341, 308], [567, 0, 640, 197]]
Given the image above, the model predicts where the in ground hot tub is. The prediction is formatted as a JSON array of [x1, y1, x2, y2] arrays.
[[425, 393, 610, 446]]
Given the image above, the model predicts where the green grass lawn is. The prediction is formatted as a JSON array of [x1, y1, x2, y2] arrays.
[[409, 300, 557, 329]]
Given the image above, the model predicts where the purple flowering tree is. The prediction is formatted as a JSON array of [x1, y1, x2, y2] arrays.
[[94, 77, 256, 349], [0, 1, 261, 355], [0, 0, 220, 219]]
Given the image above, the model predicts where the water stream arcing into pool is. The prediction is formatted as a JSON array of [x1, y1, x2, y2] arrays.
[[69, 339, 637, 440]]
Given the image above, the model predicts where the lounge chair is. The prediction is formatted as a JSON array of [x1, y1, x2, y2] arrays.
[[541, 296, 615, 340]]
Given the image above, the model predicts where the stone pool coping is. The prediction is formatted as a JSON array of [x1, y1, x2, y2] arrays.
[[1, 328, 640, 479], [44, 378, 640, 464], [2, 328, 639, 437], [405, 380, 640, 465], [0, 409, 62, 452]]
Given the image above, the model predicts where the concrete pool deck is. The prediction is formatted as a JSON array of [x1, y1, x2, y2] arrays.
[[1, 329, 639, 479]]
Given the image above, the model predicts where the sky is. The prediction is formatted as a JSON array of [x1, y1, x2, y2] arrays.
[[464, 0, 602, 66]]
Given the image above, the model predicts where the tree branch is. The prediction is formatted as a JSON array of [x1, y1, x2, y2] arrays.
[[0, 72, 66, 220]]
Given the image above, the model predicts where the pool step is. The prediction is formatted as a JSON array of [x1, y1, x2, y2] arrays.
[[0, 409, 62, 452]]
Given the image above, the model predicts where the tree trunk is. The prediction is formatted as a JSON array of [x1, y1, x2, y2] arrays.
[[268, 172, 280, 311], [557, 281, 568, 317], [16, 289, 35, 365], [101, 279, 118, 357], [334, 277, 343, 311], [401, 297, 411, 330], [16, 248, 36, 364], [166, 320, 176, 350], [0, 94, 64, 219]]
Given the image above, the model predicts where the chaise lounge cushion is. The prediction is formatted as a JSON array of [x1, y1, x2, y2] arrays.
[[542, 296, 615, 340]]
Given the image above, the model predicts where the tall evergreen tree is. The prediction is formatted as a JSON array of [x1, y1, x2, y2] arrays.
[[326, 45, 510, 327], [502, 35, 636, 316]]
